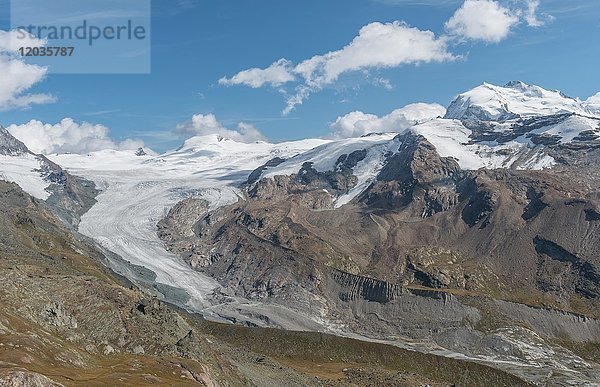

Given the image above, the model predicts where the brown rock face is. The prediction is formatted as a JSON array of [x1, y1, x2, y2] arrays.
[[360, 132, 463, 215], [157, 132, 600, 384], [160, 133, 600, 311]]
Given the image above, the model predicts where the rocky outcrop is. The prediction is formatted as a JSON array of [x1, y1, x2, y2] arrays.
[[246, 157, 286, 185], [247, 149, 369, 206], [328, 269, 403, 303], [0, 126, 29, 156], [38, 156, 99, 227], [464, 114, 574, 144], [534, 236, 600, 299], [44, 301, 78, 329], [522, 188, 548, 220], [459, 176, 497, 228], [360, 133, 462, 216], [586, 208, 600, 221], [0, 126, 98, 228], [0, 371, 64, 387]]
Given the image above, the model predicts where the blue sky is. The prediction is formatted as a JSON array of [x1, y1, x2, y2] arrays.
[[1, 0, 600, 152]]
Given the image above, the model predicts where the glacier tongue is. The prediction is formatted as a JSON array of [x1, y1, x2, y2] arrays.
[[49, 135, 329, 313]]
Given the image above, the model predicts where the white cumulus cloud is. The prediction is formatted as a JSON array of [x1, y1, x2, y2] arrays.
[[0, 29, 56, 111], [445, 0, 519, 43], [219, 59, 296, 88], [330, 103, 446, 138], [296, 22, 454, 87], [6, 118, 144, 155], [220, 21, 454, 115], [175, 113, 268, 143]]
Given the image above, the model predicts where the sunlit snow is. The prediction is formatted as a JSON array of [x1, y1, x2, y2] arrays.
[[0, 154, 50, 200]]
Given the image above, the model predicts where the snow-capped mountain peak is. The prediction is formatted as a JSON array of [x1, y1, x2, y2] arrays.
[[173, 134, 236, 153], [585, 92, 600, 116], [444, 81, 594, 122], [587, 91, 600, 104]]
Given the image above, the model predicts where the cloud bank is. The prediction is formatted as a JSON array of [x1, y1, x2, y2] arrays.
[[330, 103, 446, 138], [7, 118, 144, 155], [175, 113, 268, 143]]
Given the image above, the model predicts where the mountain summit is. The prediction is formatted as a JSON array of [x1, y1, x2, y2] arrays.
[[586, 91, 600, 116], [444, 81, 595, 121]]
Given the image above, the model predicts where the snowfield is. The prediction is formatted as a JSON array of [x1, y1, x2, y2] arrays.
[[261, 133, 400, 207], [528, 114, 600, 143], [411, 119, 557, 170]]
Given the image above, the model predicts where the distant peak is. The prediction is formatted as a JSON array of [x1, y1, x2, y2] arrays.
[[586, 92, 600, 104], [445, 81, 590, 122], [174, 134, 239, 152]]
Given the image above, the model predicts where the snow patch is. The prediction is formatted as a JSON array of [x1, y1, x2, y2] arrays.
[[263, 134, 396, 178], [584, 92, 600, 116], [410, 119, 555, 170], [529, 115, 599, 143], [334, 138, 401, 208], [0, 154, 50, 199]]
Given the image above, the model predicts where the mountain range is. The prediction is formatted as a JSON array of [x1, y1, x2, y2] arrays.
[[1, 81, 600, 386]]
